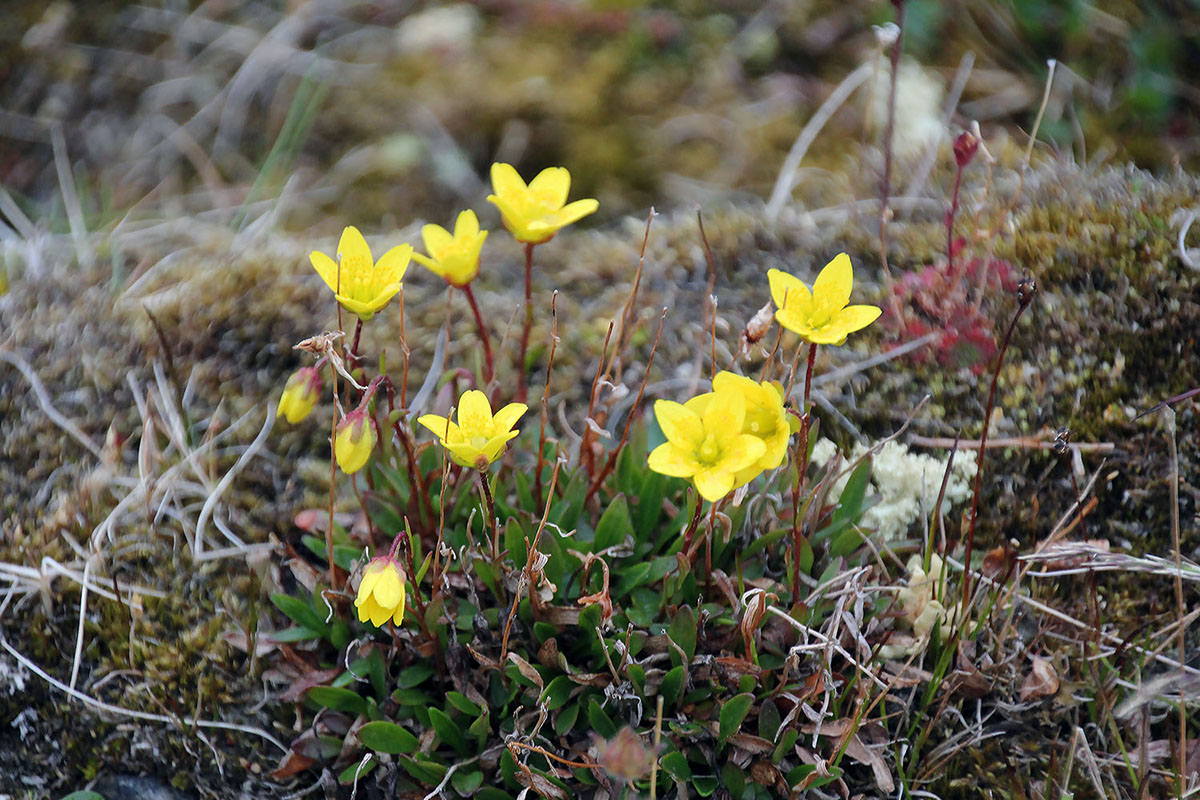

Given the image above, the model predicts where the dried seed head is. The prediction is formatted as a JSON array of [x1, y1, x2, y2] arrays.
[[743, 301, 774, 346]]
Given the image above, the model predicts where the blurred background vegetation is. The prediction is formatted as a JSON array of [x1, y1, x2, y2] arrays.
[[1, 0, 1198, 235]]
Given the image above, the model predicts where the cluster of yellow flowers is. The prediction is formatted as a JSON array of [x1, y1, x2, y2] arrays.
[[280, 163, 883, 629], [278, 162, 597, 629], [649, 254, 880, 503]]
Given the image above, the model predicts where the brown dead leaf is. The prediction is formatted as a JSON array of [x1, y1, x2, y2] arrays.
[[1019, 655, 1059, 701], [507, 651, 545, 691], [843, 733, 895, 793], [726, 733, 775, 755]]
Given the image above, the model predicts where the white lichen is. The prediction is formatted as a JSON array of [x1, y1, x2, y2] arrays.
[[810, 439, 977, 542]]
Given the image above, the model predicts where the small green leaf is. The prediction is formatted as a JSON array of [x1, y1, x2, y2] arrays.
[[593, 495, 631, 552], [59, 793, 105, 800], [693, 775, 719, 796], [357, 721, 419, 754], [772, 728, 798, 764], [541, 675, 574, 710], [554, 702, 580, 736], [718, 693, 755, 743], [307, 686, 368, 717], [398, 663, 436, 688], [446, 691, 482, 716], [758, 698, 781, 742], [270, 593, 328, 634], [722, 760, 746, 799], [429, 707, 469, 754], [668, 606, 697, 666], [400, 756, 448, 785], [660, 665, 684, 709], [660, 751, 691, 780], [269, 625, 322, 643], [452, 770, 485, 796], [586, 699, 618, 739]]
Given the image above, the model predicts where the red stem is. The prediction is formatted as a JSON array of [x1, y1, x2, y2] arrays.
[[517, 242, 535, 403], [462, 283, 495, 385], [947, 162, 964, 277], [791, 342, 818, 601]]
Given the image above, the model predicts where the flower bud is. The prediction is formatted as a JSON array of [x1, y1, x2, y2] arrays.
[[953, 131, 979, 168], [334, 409, 377, 474], [277, 367, 322, 424], [354, 556, 406, 627]]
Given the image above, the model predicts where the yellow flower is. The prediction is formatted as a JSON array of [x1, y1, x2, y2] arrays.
[[486, 162, 599, 244], [648, 390, 767, 502], [310, 226, 412, 321], [768, 253, 881, 345], [355, 556, 406, 627], [277, 366, 322, 424], [412, 209, 488, 287], [334, 409, 377, 474], [689, 372, 793, 485], [417, 389, 527, 471]]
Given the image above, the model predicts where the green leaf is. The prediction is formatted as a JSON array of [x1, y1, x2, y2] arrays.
[[452, 770, 485, 796], [541, 675, 574, 710], [554, 702, 580, 736], [270, 593, 328, 635], [693, 775, 719, 796], [400, 756, 448, 785], [593, 495, 631, 552], [446, 691, 482, 716], [660, 665, 684, 709], [391, 688, 434, 706], [398, 663, 436, 688], [722, 760, 746, 799], [429, 707, 469, 754], [718, 693, 755, 743], [634, 470, 666, 539], [476, 789, 515, 800], [269, 625, 322, 643], [660, 751, 691, 780], [59, 793, 105, 800], [357, 721, 419, 754], [668, 606, 697, 666], [586, 699, 618, 739], [758, 698, 781, 742], [771, 728, 798, 764], [307, 686, 367, 717], [364, 648, 386, 702]]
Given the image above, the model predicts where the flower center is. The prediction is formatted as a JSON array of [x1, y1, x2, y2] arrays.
[[697, 433, 721, 465]]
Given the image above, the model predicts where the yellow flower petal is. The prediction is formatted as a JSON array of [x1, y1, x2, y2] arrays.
[[421, 223, 455, 259], [338, 225, 372, 270], [391, 580, 406, 625], [528, 166, 571, 209], [457, 389, 493, 432], [374, 244, 412, 284], [648, 443, 699, 477], [724, 434, 767, 473], [492, 402, 528, 433], [454, 209, 480, 238], [371, 566, 403, 609], [654, 400, 703, 449], [417, 414, 461, 442], [694, 468, 734, 502], [489, 162, 527, 198], [356, 562, 385, 602], [309, 250, 341, 294], [768, 268, 811, 311], [369, 598, 392, 627], [481, 430, 519, 463], [812, 253, 853, 311], [445, 441, 484, 469], [833, 304, 883, 336], [700, 390, 745, 439]]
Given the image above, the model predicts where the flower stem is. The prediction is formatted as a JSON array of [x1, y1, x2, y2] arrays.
[[791, 342, 818, 601], [478, 471, 500, 561], [517, 242, 535, 403], [461, 283, 495, 386], [960, 279, 1035, 608], [947, 159, 965, 277], [681, 492, 703, 555]]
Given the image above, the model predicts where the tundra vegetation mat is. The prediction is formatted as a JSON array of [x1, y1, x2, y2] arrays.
[[1, 3, 1199, 800]]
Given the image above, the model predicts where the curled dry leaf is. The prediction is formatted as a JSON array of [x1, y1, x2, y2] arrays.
[[1019, 655, 1059, 702]]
